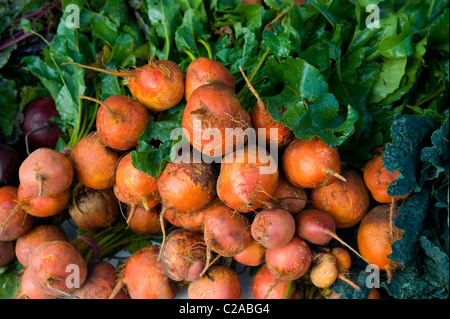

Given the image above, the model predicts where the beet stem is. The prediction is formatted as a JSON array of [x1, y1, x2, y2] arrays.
[[323, 228, 368, 263], [62, 62, 135, 77], [36, 175, 45, 197], [0, 203, 20, 235], [24, 123, 50, 155], [239, 66, 265, 110], [108, 278, 125, 299], [264, 276, 282, 299], [157, 206, 168, 261], [327, 169, 347, 182], [125, 204, 137, 228], [79, 95, 123, 123], [338, 273, 360, 290], [44, 278, 73, 298]]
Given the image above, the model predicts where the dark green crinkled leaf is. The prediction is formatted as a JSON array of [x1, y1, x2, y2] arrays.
[[421, 110, 449, 181], [383, 113, 436, 197]]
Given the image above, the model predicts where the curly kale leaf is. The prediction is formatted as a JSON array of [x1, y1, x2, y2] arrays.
[[383, 113, 436, 198]]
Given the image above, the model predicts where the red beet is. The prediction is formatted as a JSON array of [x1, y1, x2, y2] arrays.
[[0, 143, 22, 187], [21, 97, 62, 152]]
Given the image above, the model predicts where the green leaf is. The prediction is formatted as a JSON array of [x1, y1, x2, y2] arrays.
[[0, 77, 20, 142], [264, 56, 357, 146], [131, 103, 186, 177], [0, 261, 22, 299], [145, 0, 182, 60], [369, 57, 408, 104], [379, 14, 414, 59], [426, 8, 449, 52], [175, 8, 209, 58], [262, 24, 291, 58]]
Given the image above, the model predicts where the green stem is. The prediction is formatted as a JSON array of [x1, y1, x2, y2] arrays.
[[197, 39, 213, 59], [236, 48, 271, 99], [249, 48, 271, 83], [183, 49, 196, 61], [161, 1, 170, 60], [416, 85, 445, 107], [364, 48, 380, 63], [283, 280, 294, 299]]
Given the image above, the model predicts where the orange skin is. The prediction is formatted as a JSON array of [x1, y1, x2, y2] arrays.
[[70, 132, 119, 190], [28, 240, 88, 297], [15, 268, 57, 299], [157, 161, 217, 214], [128, 60, 184, 112], [18, 184, 70, 218], [268, 175, 307, 214], [185, 57, 235, 101], [357, 205, 404, 273], [176, 197, 224, 233], [115, 153, 160, 211], [182, 83, 252, 157], [363, 154, 407, 203], [367, 288, 382, 299], [252, 265, 297, 299], [265, 235, 312, 281], [15, 224, 68, 267], [163, 204, 184, 228], [250, 104, 294, 149], [123, 245, 178, 299], [203, 205, 252, 257], [96, 95, 149, 151], [310, 169, 370, 228], [159, 229, 206, 282], [251, 209, 296, 249], [126, 205, 161, 235], [234, 239, 266, 267], [0, 186, 34, 241], [74, 261, 130, 299], [188, 265, 242, 299], [282, 137, 341, 188], [18, 148, 73, 197], [331, 247, 352, 272], [217, 145, 279, 213]]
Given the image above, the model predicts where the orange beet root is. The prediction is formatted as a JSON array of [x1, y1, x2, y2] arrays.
[[310, 169, 370, 228], [282, 137, 343, 188]]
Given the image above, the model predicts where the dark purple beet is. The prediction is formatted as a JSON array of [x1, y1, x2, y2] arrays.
[[0, 144, 22, 187], [22, 97, 62, 152]]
